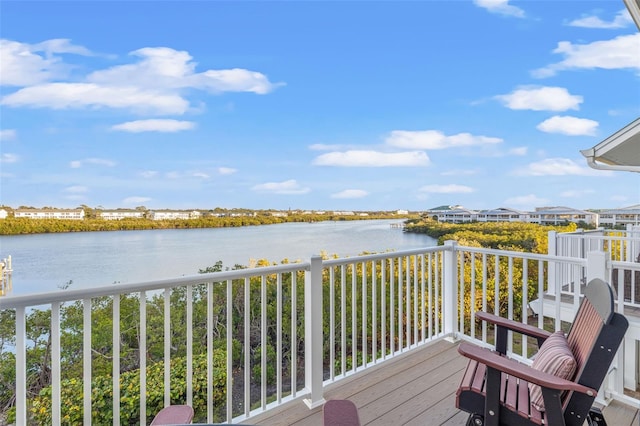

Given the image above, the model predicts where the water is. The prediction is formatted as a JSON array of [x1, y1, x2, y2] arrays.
[[0, 219, 436, 295]]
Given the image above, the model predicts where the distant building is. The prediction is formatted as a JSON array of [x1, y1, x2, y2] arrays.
[[424, 206, 477, 223], [149, 210, 201, 220], [99, 210, 145, 220], [477, 207, 528, 223], [527, 206, 598, 227], [0, 209, 7, 220], [14, 208, 85, 220], [598, 204, 640, 227], [333, 211, 355, 216], [396, 210, 409, 215]]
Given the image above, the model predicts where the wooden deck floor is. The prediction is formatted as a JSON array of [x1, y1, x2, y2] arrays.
[[248, 339, 639, 426]]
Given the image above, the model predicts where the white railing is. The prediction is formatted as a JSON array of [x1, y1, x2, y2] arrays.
[[552, 225, 640, 263], [1, 243, 638, 425]]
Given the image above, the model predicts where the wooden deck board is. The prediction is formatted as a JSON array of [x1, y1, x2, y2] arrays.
[[246, 339, 638, 426]]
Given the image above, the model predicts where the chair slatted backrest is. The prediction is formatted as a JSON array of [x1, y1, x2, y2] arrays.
[[561, 279, 628, 425]]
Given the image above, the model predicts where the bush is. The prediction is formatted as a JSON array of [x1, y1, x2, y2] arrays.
[[30, 350, 227, 425]]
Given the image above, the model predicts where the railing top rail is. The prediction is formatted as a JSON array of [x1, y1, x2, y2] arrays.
[[456, 245, 589, 265], [610, 259, 640, 270], [322, 245, 449, 267], [0, 261, 310, 309], [557, 233, 637, 242]]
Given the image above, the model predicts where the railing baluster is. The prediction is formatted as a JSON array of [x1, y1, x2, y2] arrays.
[[261, 275, 267, 410], [329, 267, 335, 380], [361, 261, 367, 366], [208, 282, 214, 422], [340, 264, 346, 376], [470, 254, 476, 341], [163, 288, 171, 408], [508, 256, 513, 354], [52, 302, 61, 425], [83, 298, 92, 425], [140, 291, 147, 424], [482, 253, 487, 342], [113, 294, 120, 425], [522, 260, 528, 358], [186, 285, 193, 408], [398, 256, 404, 350], [244, 277, 250, 418], [277, 273, 282, 403], [16, 306, 26, 425], [372, 260, 377, 363], [226, 279, 233, 422], [413, 256, 418, 345], [381, 259, 387, 360], [390, 258, 395, 354], [421, 255, 425, 343], [351, 262, 357, 371], [291, 272, 297, 398]]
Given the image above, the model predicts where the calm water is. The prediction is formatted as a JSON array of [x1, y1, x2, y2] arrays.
[[0, 220, 436, 295]]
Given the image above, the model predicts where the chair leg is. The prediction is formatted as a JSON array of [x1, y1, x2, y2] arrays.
[[587, 407, 607, 426], [466, 414, 484, 426]]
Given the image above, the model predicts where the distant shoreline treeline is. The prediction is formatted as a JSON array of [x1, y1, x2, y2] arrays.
[[0, 213, 417, 236], [403, 217, 578, 253]]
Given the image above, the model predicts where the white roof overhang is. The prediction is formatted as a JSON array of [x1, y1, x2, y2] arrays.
[[625, 0, 640, 28], [581, 118, 640, 173], [580, 0, 640, 173]]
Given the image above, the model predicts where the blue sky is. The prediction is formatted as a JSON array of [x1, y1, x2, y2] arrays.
[[1, 0, 639, 212]]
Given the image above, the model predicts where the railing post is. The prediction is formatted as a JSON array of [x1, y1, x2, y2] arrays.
[[586, 251, 607, 284], [304, 255, 326, 409], [586, 251, 624, 404], [443, 240, 458, 340], [548, 231, 557, 294]]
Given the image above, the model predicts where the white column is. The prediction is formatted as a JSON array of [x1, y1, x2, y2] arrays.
[[304, 255, 326, 409], [548, 231, 557, 294], [443, 240, 458, 340]]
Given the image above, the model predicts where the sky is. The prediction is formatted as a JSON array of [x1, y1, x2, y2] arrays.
[[0, 0, 639, 212]]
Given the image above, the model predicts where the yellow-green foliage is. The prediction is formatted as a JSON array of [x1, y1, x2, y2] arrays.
[[405, 220, 577, 254], [30, 351, 226, 425]]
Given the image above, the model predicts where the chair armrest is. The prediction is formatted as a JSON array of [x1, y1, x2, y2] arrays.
[[475, 311, 551, 351], [458, 342, 597, 396]]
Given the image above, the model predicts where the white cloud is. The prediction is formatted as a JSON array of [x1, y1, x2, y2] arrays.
[[386, 130, 502, 150], [532, 33, 640, 78], [191, 171, 209, 179], [0, 38, 92, 87], [473, 0, 524, 18], [536, 116, 599, 136], [64, 185, 88, 193], [441, 169, 478, 176], [419, 184, 474, 194], [504, 194, 550, 209], [568, 9, 633, 29], [560, 189, 595, 198], [331, 189, 369, 199], [1, 153, 19, 163], [252, 179, 310, 195], [0, 129, 17, 141], [2, 83, 190, 115], [495, 86, 583, 111], [123, 196, 151, 204], [111, 119, 195, 133], [308, 143, 347, 151], [70, 158, 116, 168], [140, 170, 158, 178], [218, 167, 237, 175], [1, 41, 284, 114], [516, 158, 608, 176], [509, 147, 528, 156], [313, 150, 430, 167], [88, 47, 284, 94]]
